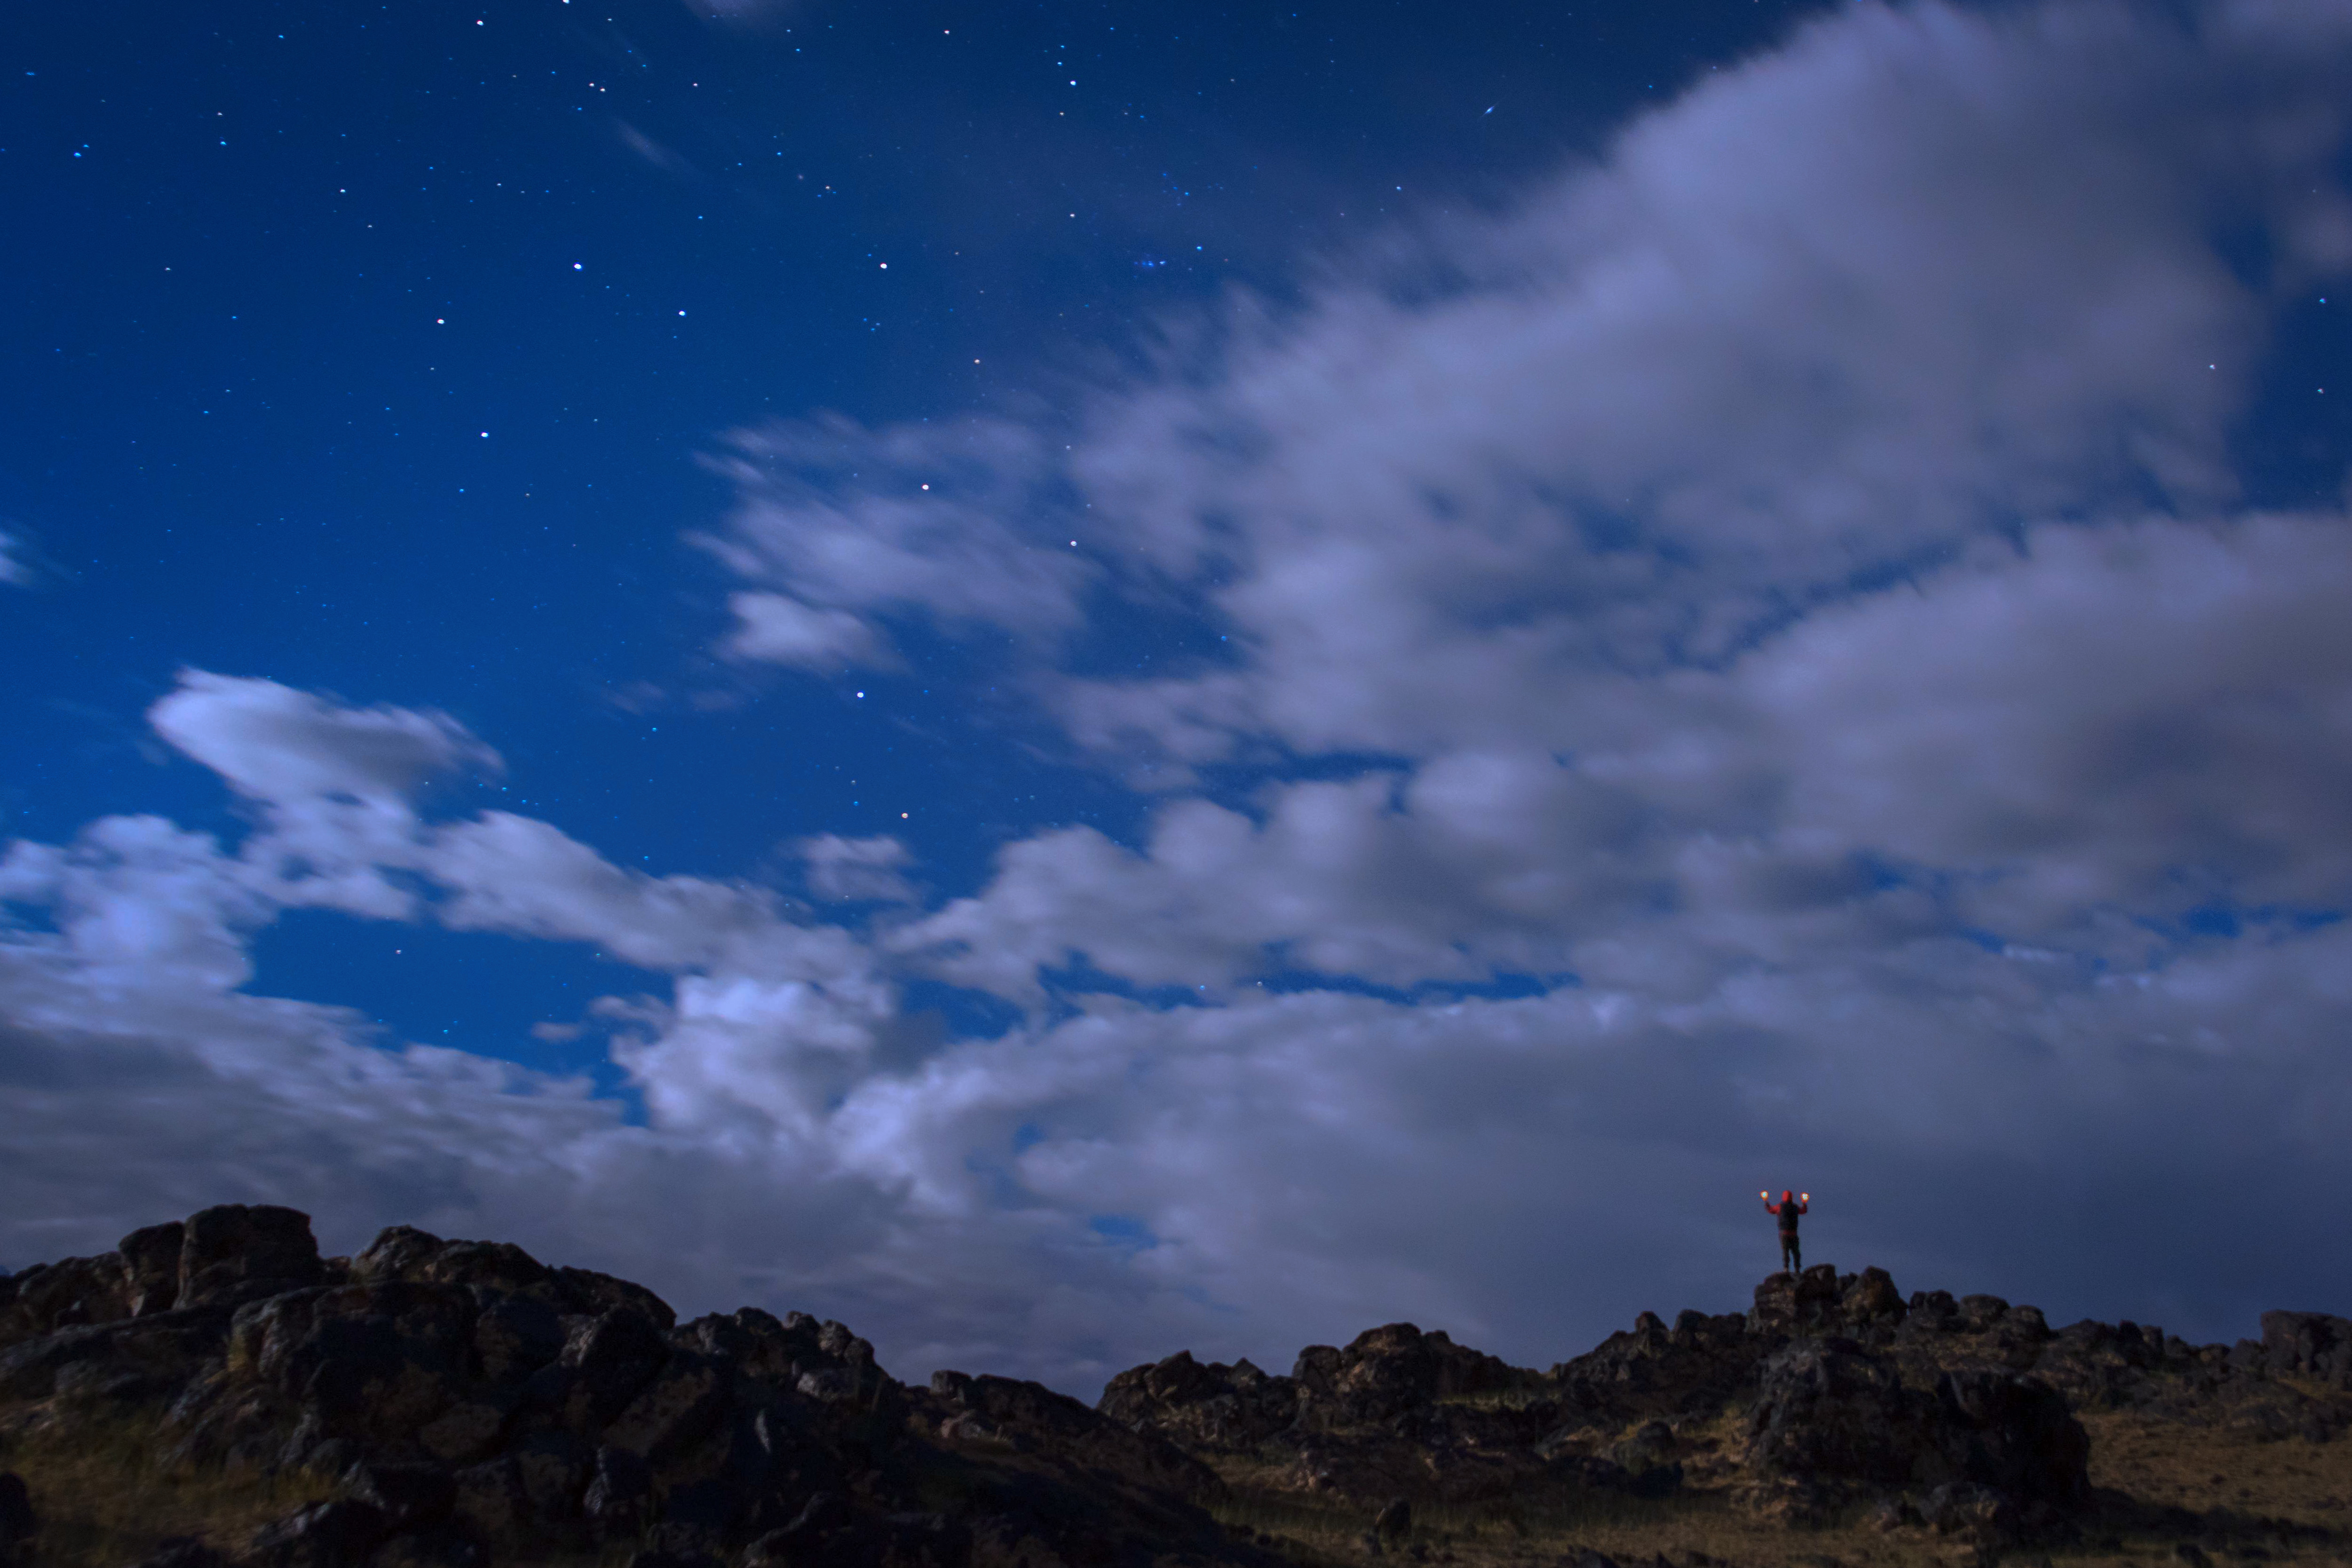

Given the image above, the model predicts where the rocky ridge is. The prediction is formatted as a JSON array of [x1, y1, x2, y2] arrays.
[[0, 1206, 1254, 1568], [2, 1215, 2348, 1568], [1097, 1263, 2352, 1551]]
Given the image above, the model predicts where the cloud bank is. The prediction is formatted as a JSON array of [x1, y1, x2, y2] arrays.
[[8, 0, 2352, 1392]]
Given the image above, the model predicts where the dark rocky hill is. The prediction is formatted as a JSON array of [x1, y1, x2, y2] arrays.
[[0, 1206, 1259, 1568], [1099, 1264, 2352, 1565], [3, 1210, 2348, 1568]]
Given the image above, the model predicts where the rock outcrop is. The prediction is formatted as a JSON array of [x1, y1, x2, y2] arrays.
[[6, 1212, 2347, 1566], [1098, 1261, 2350, 1549], [0, 1207, 1263, 1568]]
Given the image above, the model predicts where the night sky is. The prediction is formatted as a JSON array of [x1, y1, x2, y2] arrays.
[[7, 0, 2352, 1394]]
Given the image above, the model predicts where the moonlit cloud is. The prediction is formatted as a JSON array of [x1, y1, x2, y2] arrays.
[[8, 0, 2352, 1394]]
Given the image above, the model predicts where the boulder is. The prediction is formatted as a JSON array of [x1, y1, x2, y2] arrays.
[[602, 1352, 733, 1464], [1744, 1337, 2086, 1530], [0, 1251, 134, 1344], [1097, 1350, 1299, 1450], [121, 1222, 186, 1316], [529, 1308, 671, 1432], [343, 1462, 459, 1533], [1291, 1323, 1520, 1426], [350, 1227, 674, 1329], [582, 1443, 653, 1536], [510, 1431, 594, 1520], [448, 1457, 532, 1551], [1746, 1339, 1937, 1495], [932, 1370, 1223, 1502], [470, 1294, 565, 1385], [227, 1281, 477, 1442], [1932, 1368, 2088, 1506], [2260, 1311, 2352, 1387], [180, 1205, 325, 1309]]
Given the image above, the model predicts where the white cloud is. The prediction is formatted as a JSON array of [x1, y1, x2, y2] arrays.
[[721, 593, 902, 670], [151, 671, 502, 808], [0, 530, 28, 586], [797, 834, 919, 903], [697, 415, 1097, 673]]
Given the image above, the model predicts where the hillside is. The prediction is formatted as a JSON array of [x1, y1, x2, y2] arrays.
[[0, 1206, 2346, 1568]]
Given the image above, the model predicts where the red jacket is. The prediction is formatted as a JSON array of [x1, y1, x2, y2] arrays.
[[1765, 1196, 1806, 1232]]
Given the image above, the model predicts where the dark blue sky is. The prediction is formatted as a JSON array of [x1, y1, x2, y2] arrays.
[[3, 0, 1821, 1058], [7, 0, 2352, 1393]]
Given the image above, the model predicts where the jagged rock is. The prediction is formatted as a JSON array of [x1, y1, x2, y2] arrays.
[[448, 1457, 531, 1550], [525, 1307, 670, 1433], [0, 1307, 231, 1403], [228, 1280, 477, 1444], [350, 1227, 674, 1330], [1750, 1266, 1909, 1343], [0, 1250, 135, 1344], [1292, 1323, 1520, 1427], [342, 1461, 458, 1533], [510, 1430, 593, 1518], [1546, 1306, 1758, 1425], [604, 1351, 732, 1463], [1743, 1338, 2084, 1536], [932, 1369, 1222, 1501], [1098, 1349, 1300, 1450], [12, 1207, 2330, 1567], [121, 1221, 187, 1316], [470, 1295, 565, 1386], [416, 1400, 508, 1464], [1932, 1367, 2087, 1506], [582, 1442, 653, 1535], [182, 1205, 327, 1310], [1746, 1339, 1937, 1494], [2260, 1311, 2352, 1386]]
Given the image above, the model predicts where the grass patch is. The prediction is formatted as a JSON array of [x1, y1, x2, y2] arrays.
[[1434, 1387, 1558, 1413], [2080, 1408, 2352, 1532], [0, 1402, 337, 1568]]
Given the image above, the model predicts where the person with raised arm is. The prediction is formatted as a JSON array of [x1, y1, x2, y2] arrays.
[[1762, 1188, 1809, 1273]]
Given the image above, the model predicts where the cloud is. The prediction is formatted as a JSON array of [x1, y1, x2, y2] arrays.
[[615, 122, 700, 180], [797, 834, 919, 904], [720, 593, 900, 671], [0, 530, 28, 586], [151, 671, 502, 808], [695, 415, 1097, 672], [702, 0, 2352, 764]]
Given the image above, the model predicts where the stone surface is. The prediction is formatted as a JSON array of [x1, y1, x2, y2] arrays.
[[5, 1207, 2334, 1567], [180, 1205, 326, 1310], [1099, 1350, 1299, 1451]]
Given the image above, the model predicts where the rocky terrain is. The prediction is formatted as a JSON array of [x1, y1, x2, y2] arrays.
[[2, 1207, 2349, 1568]]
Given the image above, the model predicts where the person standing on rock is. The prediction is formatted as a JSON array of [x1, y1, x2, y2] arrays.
[[1762, 1189, 1808, 1273]]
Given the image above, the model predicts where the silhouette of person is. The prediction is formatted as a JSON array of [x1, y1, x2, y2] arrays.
[[1761, 1188, 1808, 1273]]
